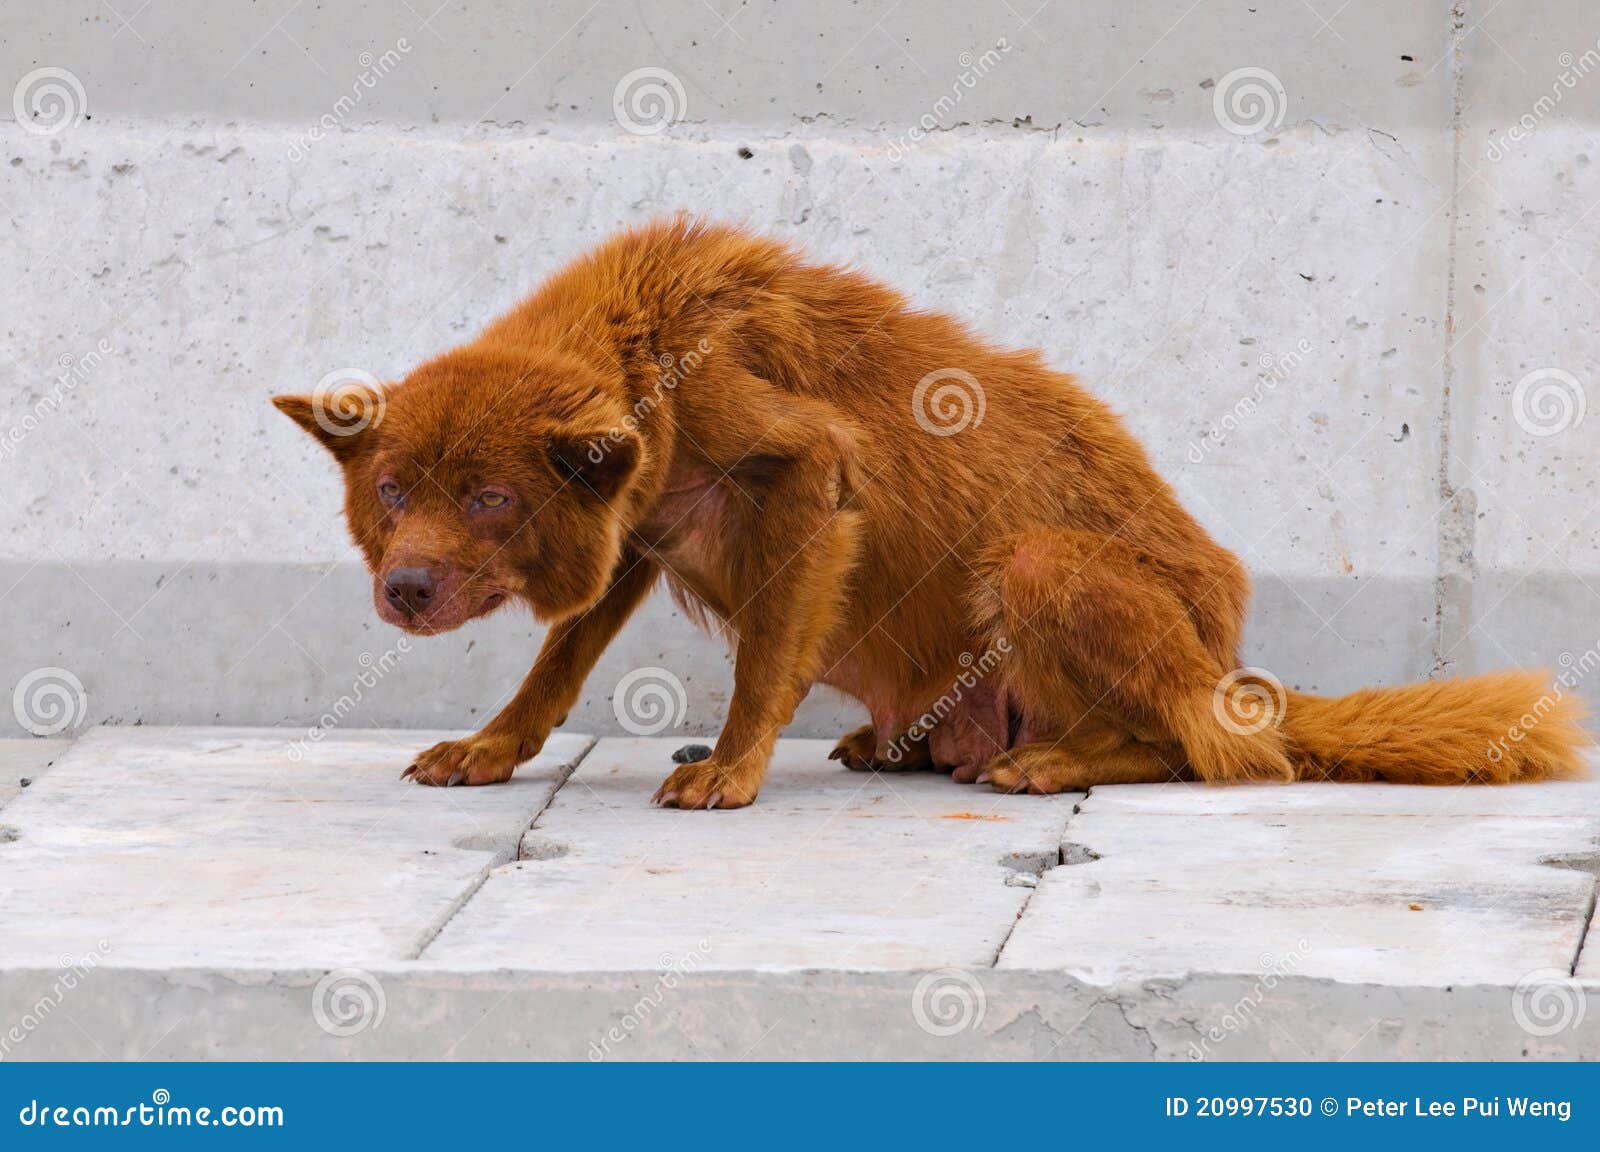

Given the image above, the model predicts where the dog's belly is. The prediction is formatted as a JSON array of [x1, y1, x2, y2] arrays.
[[820, 644, 1015, 775]]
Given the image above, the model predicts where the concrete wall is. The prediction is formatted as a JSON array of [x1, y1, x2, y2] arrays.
[[2, 1, 1596, 739]]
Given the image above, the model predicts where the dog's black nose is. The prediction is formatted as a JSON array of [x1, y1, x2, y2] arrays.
[[383, 567, 438, 615]]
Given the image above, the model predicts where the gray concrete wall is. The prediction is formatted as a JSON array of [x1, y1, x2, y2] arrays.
[[2, 1, 1597, 738]]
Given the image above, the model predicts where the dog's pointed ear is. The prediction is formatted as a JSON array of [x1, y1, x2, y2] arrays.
[[546, 428, 641, 502], [272, 384, 384, 460]]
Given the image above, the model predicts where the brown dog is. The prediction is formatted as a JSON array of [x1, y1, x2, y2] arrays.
[[274, 218, 1589, 807]]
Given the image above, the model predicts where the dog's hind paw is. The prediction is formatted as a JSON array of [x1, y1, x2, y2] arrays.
[[828, 723, 933, 772]]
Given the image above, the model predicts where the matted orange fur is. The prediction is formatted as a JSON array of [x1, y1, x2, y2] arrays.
[[274, 218, 1590, 808]]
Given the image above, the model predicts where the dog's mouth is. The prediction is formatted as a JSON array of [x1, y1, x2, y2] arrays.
[[374, 586, 511, 635]]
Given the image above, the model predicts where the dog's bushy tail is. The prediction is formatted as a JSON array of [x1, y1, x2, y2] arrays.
[[1279, 670, 1589, 784], [1171, 668, 1589, 785]]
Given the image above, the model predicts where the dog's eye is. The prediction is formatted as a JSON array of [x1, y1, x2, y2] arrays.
[[377, 480, 402, 503], [476, 491, 508, 508]]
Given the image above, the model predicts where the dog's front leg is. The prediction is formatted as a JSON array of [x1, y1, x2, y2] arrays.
[[652, 452, 859, 810], [406, 552, 659, 786]]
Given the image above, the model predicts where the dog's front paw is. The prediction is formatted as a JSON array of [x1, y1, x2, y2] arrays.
[[403, 732, 533, 787], [650, 753, 760, 810]]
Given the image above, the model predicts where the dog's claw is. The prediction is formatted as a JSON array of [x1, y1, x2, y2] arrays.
[[657, 790, 678, 808], [827, 747, 843, 761], [975, 770, 992, 784], [447, 770, 465, 787], [706, 791, 723, 809], [402, 765, 417, 780]]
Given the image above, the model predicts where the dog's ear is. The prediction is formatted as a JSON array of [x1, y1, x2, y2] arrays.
[[271, 385, 384, 461], [545, 429, 641, 503]]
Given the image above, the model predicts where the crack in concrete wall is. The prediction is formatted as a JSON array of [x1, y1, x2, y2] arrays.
[[1432, 2, 1475, 676]]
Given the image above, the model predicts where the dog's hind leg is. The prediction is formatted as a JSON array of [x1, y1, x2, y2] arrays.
[[971, 527, 1290, 791], [979, 734, 1190, 793]]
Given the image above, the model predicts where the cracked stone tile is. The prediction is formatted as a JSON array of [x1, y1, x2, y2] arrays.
[[999, 779, 1600, 985], [0, 727, 591, 967], [422, 737, 1078, 970]]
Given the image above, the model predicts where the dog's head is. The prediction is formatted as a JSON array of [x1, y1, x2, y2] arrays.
[[273, 346, 642, 634]]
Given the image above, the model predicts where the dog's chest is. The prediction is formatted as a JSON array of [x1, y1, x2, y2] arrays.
[[631, 464, 737, 581]]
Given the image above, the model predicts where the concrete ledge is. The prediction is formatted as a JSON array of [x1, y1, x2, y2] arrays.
[[1, 729, 1596, 1060], [2, 967, 1595, 1061]]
